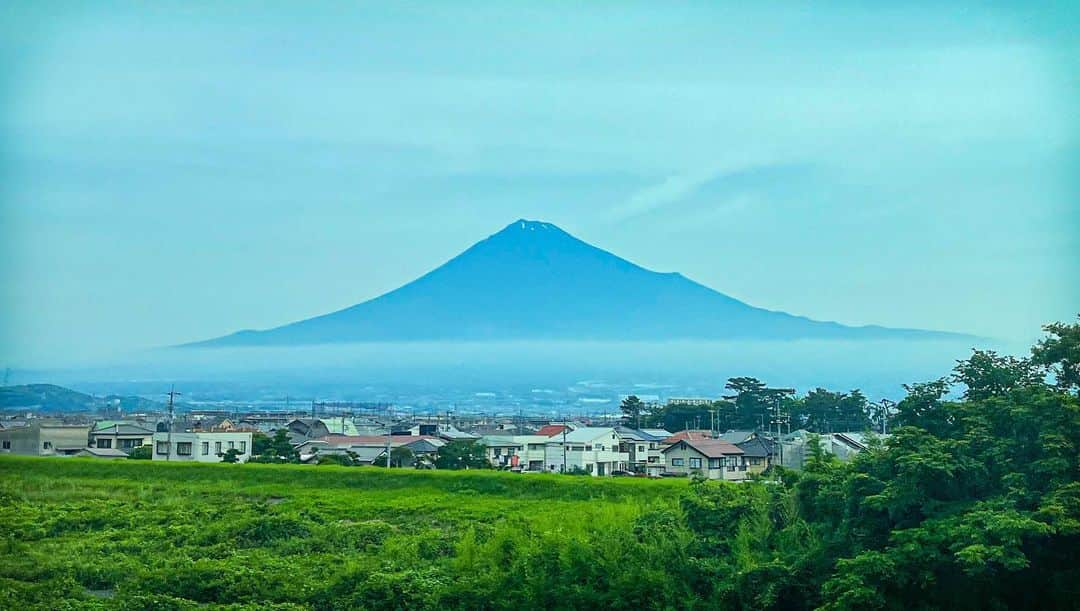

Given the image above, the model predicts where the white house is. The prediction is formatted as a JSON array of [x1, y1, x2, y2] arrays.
[[544, 427, 630, 476], [152, 431, 254, 463], [615, 426, 670, 476], [481, 435, 550, 471]]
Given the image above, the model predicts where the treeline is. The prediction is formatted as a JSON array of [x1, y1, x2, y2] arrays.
[[624, 379, 876, 433], [623, 322, 1079, 435]]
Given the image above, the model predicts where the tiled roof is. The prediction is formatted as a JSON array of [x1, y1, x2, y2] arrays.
[[536, 425, 569, 437], [736, 436, 773, 458], [719, 430, 756, 444], [661, 430, 713, 444], [663, 438, 744, 458]]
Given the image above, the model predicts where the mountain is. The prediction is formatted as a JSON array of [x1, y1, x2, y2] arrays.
[[0, 384, 165, 413], [188, 219, 965, 347], [0, 384, 100, 412]]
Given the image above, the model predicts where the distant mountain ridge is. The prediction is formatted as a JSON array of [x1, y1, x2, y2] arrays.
[[0, 384, 164, 413], [187, 219, 967, 347]]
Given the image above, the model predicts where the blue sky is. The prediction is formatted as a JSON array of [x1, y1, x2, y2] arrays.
[[1, 1, 1077, 365]]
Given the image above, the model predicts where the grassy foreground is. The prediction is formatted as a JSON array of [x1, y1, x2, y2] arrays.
[[0, 456, 690, 610]]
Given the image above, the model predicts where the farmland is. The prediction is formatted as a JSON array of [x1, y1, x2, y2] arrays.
[[0, 457, 692, 610]]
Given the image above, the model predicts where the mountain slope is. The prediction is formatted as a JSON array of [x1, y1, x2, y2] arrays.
[[188, 219, 964, 347]]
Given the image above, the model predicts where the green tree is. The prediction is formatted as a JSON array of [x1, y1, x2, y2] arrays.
[[251, 432, 272, 455], [725, 377, 788, 430], [390, 446, 415, 468], [253, 428, 299, 463], [434, 441, 488, 470], [220, 448, 242, 463], [1031, 316, 1080, 393], [620, 395, 645, 428], [952, 349, 1043, 401]]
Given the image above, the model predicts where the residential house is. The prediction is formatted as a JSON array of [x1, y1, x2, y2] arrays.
[[535, 424, 572, 438], [480, 434, 551, 471], [297, 435, 445, 466], [718, 430, 757, 445], [75, 447, 129, 459], [151, 431, 254, 463], [286, 418, 363, 441], [775, 430, 877, 469], [544, 427, 629, 476], [661, 438, 747, 481], [89, 423, 154, 453], [615, 426, 670, 476], [735, 437, 773, 475], [0, 422, 89, 456]]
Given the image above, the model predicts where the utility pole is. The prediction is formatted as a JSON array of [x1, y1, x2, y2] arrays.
[[878, 399, 896, 435], [562, 422, 567, 473], [709, 408, 717, 439], [385, 406, 393, 469], [764, 388, 795, 469], [165, 386, 180, 462]]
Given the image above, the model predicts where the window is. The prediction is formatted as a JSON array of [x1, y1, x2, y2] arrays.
[[156, 441, 170, 455], [637, 445, 645, 453], [215, 441, 222, 454], [120, 438, 140, 449], [671, 458, 684, 466], [709, 458, 721, 469], [585, 445, 592, 451], [2, 441, 9, 449], [648, 456, 658, 463], [201, 441, 210, 455], [228, 441, 235, 450], [239, 441, 247, 453], [176, 442, 193, 456], [571, 445, 584, 452], [689, 458, 702, 469], [750, 458, 762, 465], [98, 438, 112, 449], [43, 441, 53, 450]]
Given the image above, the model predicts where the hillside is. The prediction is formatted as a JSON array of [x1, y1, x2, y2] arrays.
[[0, 384, 99, 412], [189, 220, 964, 347], [0, 384, 162, 413]]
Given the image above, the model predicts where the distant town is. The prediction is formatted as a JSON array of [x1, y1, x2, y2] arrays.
[[0, 382, 877, 477]]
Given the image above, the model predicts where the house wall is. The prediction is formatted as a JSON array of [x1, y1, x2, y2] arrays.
[[744, 456, 770, 475], [152, 432, 253, 463], [90, 432, 152, 452], [543, 443, 629, 476], [663, 445, 747, 481], [0, 425, 89, 456]]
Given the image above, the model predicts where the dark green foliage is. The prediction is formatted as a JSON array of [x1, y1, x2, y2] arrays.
[[250, 429, 299, 463], [1031, 316, 1080, 393], [620, 394, 646, 427], [433, 440, 488, 470], [220, 448, 243, 463], [126, 445, 151, 460]]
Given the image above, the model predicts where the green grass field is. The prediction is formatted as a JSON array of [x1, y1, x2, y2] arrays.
[[0, 456, 691, 610]]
